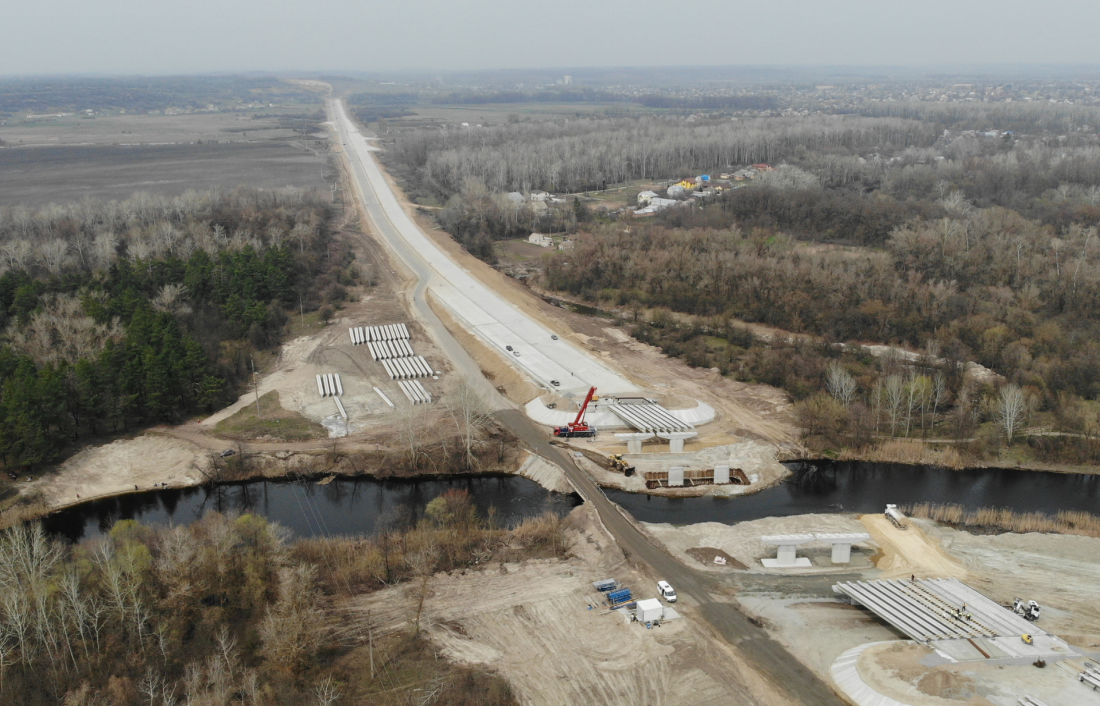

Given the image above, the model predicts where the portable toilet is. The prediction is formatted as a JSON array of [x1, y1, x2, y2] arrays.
[[636, 598, 663, 623]]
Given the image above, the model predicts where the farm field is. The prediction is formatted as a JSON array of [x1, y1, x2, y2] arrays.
[[0, 142, 329, 206], [0, 110, 330, 206]]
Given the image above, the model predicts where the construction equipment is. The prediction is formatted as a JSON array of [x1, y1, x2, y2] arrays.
[[1021, 633, 1033, 645], [607, 454, 636, 476], [1012, 598, 1041, 621], [607, 587, 635, 609], [885, 504, 908, 529], [553, 386, 598, 438]]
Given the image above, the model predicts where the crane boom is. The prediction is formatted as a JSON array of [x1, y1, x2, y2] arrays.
[[573, 386, 597, 427]]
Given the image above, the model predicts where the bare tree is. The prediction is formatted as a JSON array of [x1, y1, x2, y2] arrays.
[[883, 374, 905, 436], [931, 373, 947, 432], [38, 239, 69, 274], [998, 384, 1027, 443], [825, 362, 856, 408], [407, 542, 439, 637], [445, 378, 493, 469], [314, 676, 340, 706]]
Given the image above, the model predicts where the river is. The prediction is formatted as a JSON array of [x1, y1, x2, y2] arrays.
[[42, 461, 1100, 542], [43, 475, 582, 543], [606, 460, 1100, 525]]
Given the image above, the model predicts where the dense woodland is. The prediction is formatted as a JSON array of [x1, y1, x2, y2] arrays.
[[0, 189, 353, 469], [0, 490, 565, 705], [391, 115, 937, 195]]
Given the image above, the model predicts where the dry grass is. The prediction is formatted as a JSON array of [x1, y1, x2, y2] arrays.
[[904, 502, 1100, 538], [0, 493, 48, 531], [840, 439, 967, 469], [214, 390, 327, 441]]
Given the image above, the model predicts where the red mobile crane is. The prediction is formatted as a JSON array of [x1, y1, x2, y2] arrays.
[[553, 386, 598, 438]]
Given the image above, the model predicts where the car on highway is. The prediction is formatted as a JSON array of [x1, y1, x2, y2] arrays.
[[513, 350, 521, 356], [550, 379, 560, 386], [657, 580, 677, 602], [506, 345, 513, 351], [551, 334, 559, 340]]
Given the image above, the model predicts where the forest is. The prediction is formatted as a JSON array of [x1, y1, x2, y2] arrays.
[[390, 114, 937, 195], [0, 490, 565, 705], [0, 189, 350, 470]]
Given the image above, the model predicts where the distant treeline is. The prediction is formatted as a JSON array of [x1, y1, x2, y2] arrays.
[[349, 89, 778, 113], [0, 76, 320, 116], [853, 100, 1100, 134], [637, 94, 778, 111]]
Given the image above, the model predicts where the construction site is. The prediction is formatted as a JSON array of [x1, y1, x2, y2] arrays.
[[19, 97, 1100, 706]]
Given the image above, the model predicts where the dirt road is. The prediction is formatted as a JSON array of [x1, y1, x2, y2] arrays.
[[499, 409, 848, 706]]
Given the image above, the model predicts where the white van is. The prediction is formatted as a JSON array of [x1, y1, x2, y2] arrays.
[[657, 580, 677, 602]]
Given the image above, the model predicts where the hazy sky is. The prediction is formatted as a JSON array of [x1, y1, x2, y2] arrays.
[[4, 0, 1099, 76]]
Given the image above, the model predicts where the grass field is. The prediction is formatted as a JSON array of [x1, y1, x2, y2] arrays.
[[214, 391, 327, 441]]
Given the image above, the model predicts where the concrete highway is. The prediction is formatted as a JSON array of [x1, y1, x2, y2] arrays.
[[331, 99, 634, 396], [329, 99, 846, 705]]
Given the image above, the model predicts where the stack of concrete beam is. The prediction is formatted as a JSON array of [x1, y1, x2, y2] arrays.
[[316, 373, 344, 398], [366, 338, 415, 360], [398, 379, 432, 405], [380, 356, 433, 380], [349, 323, 409, 345], [1079, 664, 1100, 691]]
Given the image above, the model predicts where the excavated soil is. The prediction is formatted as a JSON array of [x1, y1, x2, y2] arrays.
[[339, 505, 789, 706]]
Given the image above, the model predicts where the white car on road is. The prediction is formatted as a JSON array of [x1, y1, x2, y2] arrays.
[[657, 580, 677, 602]]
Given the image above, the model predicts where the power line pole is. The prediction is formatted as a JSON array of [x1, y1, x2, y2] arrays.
[[250, 355, 261, 418]]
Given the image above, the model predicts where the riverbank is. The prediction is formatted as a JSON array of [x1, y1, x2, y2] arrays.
[[782, 437, 1100, 476], [0, 430, 564, 529]]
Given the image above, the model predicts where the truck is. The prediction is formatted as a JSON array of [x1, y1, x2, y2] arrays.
[[553, 386, 598, 438]]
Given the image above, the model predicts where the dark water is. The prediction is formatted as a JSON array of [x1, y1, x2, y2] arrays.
[[605, 461, 1100, 525], [43, 475, 581, 543]]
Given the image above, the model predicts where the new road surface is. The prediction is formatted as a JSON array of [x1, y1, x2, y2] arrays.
[[330, 99, 846, 705], [331, 99, 634, 397]]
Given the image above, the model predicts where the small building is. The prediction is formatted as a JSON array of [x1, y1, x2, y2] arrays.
[[633, 197, 680, 216], [637, 190, 658, 205], [666, 184, 687, 198], [752, 163, 774, 172], [529, 190, 552, 202], [636, 598, 663, 623], [528, 233, 552, 247], [676, 179, 696, 191]]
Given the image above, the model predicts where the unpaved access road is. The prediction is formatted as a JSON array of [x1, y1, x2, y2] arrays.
[[330, 99, 846, 704]]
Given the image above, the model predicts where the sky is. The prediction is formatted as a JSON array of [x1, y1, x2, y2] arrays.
[[3, 0, 1099, 76]]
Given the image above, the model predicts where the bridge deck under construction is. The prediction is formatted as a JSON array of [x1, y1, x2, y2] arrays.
[[605, 400, 693, 432], [832, 578, 1040, 643]]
